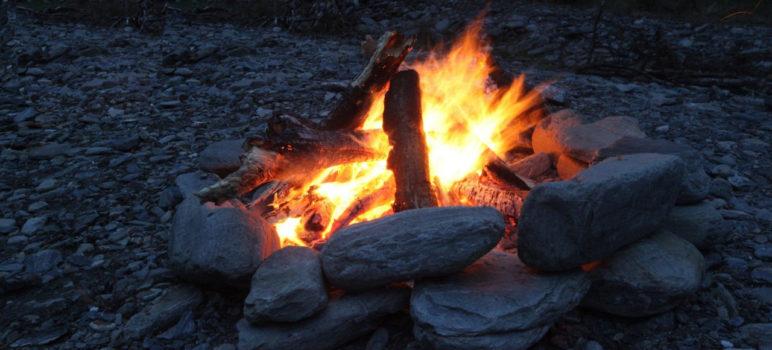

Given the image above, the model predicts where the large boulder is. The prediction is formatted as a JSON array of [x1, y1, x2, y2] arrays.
[[661, 201, 727, 249], [533, 112, 646, 163], [518, 153, 686, 271], [244, 246, 327, 324], [595, 136, 711, 204], [169, 197, 280, 286], [412, 251, 590, 350], [198, 139, 244, 177], [321, 207, 504, 290], [581, 231, 705, 317], [237, 287, 409, 350]]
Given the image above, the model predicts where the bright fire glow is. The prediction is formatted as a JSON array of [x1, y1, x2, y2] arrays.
[[271, 19, 542, 247]]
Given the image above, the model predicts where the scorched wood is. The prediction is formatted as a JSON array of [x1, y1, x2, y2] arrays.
[[450, 175, 528, 219], [323, 31, 415, 131], [196, 115, 382, 204], [383, 69, 438, 211]]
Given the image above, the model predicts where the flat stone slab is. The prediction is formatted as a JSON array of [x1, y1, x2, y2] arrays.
[[581, 231, 704, 317], [595, 136, 710, 204], [321, 206, 504, 290], [412, 251, 590, 350], [237, 287, 409, 350], [533, 111, 646, 163], [124, 285, 203, 340], [244, 246, 327, 324], [518, 153, 686, 271]]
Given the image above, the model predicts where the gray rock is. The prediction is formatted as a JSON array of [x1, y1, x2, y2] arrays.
[[595, 136, 711, 204], [10, 327, 68, 348], [740, 323, 772, 346], [28, 143, 72, 160], [124, 285, 203, 340], [21, 216, 47, 235], [321, 207, 504, 290], [412, 251, 590, 350], [0, 218, 16, 233], [533, 113, 646, 163], [175, 172, 219, 198], [518, 153, 685, 271], [169, 197, 281, 286], [751, 267, 772, 284], [23, 249, 62, 274], [661, 201, 726, 249], [244, 246, 327, 324], [198, 139, 244, 177], [581, 232, 704, 317], [508, 152, 552, 179], [237, 287, 409, 350]]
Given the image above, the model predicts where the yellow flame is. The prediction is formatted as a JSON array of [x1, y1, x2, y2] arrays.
[[272, 18, 541, 247]]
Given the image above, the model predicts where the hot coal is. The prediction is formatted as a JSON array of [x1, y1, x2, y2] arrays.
[[321, 206, 504, 290], [518, 153, 686, 271]]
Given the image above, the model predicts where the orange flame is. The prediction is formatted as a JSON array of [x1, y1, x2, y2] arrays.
[[272, 19, 542, 247]]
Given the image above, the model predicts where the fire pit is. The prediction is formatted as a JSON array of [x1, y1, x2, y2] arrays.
[[169, 17, 714, 350]]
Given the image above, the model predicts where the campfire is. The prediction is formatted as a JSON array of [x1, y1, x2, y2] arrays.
[[196, 19, 543, 247], [173, 15, 712, 350]]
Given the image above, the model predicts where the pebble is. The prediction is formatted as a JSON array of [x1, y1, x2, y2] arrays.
[[21, 216, 47, 235]]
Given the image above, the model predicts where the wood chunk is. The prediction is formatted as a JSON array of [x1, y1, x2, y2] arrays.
[[323, 31, 415, 131], [383, 70, 438, 212], [196, 115, 382, 204], [450, 175, 528, 219]]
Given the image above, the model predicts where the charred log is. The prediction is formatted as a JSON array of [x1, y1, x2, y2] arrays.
[[383, 69, 438, 212], [196, 115, 382, 204], [449, 175, 528, 219], [328, 184, 393, 234], [323, 31, 415, 131]]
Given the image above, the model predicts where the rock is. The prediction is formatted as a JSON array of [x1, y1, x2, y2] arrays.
[[595, 136, 711, 204], [21, 216, 47, 235], [740, 323, 772, 346], [366, 328, 389, 350], [169, 197, 281, 286], [531, 109, 583, 157], [321, 207, 504, 290], [710, 178, 733, 200], [124, 285, 203, 340], [661, 201, 726, 249], [24, 249, 62, 274], [411, 251, 590, 350], [518, 153, 685, 271], [751, 267, 772, 284], [175, 171, 219, 198], [581, 232, 704, 317], [533, 113, 646, 163], [0, 218, 16, 233], [36, 178, 57, 192], [556, 154, 586, 179], [244, 246, 327, 324], [508, 152, 552, 179], [237, 287, 409, 350], [10, 327, 68, 348], [158, 186, 183, 210], [198, 139, 244, 177], [28, 143, 72, 160]]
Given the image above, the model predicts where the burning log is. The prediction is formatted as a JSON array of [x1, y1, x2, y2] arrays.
[[449, 175, 528, 219], [323, 31, 415, 131], [328, 184, 393, 234], [383, 69, 438, 212], [196, 115, 382, 204]]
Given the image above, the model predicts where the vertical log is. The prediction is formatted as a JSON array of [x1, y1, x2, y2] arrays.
[[383, 69, 438, 211]]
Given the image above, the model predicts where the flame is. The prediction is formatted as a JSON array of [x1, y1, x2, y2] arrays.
[[271, 18, 542, 247]]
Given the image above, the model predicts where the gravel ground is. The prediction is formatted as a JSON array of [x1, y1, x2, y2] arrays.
[[0, 1, 770, 349]]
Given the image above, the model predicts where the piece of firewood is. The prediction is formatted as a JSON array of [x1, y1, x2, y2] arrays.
[[449, 175, 528, 219], [383, 69, 438, 212], [323, 31, 415, 131], [328, 184, 393, 235], [196, 115, 382, 204]]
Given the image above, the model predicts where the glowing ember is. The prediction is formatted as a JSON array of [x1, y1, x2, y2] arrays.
[[272, 18, 542, 247]]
